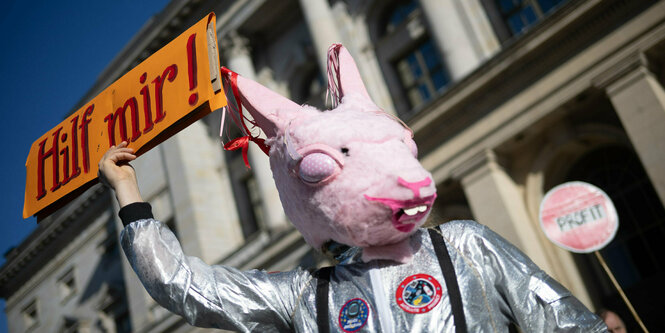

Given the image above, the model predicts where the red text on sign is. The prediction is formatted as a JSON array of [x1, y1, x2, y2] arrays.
[[104, 64, 178, 146], [36, 105, 94, 199]]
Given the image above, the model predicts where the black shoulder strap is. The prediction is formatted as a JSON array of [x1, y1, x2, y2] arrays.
[[315, 266, 333, 333], [428, 228, 467, 333]]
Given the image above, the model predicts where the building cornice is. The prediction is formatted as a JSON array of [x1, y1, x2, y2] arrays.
[[0, 185, 111, 299], [411, 0, 662, 182], [410, 0, 657, 147]]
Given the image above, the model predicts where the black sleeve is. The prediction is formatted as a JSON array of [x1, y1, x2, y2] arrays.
[[118, 202, 154, 227]]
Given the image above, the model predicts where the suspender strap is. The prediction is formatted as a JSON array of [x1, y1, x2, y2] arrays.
[[428, 228, 467, 333], [315, 266, 333, 333]]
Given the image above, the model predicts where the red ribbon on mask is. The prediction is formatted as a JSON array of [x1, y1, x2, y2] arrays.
[[220, 67, 270, 168]]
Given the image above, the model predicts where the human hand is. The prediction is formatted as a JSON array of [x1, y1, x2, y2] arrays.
[[98, 142, 143, 207]]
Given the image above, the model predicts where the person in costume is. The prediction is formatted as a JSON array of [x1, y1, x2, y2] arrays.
[[100, 44, 607, 332]]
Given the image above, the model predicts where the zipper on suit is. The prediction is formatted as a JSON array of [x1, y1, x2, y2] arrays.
[[369, 264, 394, 333]]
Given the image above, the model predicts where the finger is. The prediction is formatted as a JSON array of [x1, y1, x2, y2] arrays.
[[107, 147, 135, 158], [101, 148, 124, 162], [99, 142, 134, 169], [101, 152, 136, 168], [103, 142, 130, 156], [109, 152, 137, 163], [114, 147, 135, 154], [101, 145, 119, 161]]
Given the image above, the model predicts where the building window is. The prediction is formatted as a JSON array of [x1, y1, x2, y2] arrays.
[[57, 268, 77, 302], [98, 287, 132, 333], [244, 176, 264, 233], [383, 1, 418, 35], [394, 39, 450, 110], [22, 300, 39, 330], [225, 146, 264, 239], [60, 317, 80, 333], [494, 0, 570, 36], [291, 66, 326, 109], [370, 0, 450, 118]]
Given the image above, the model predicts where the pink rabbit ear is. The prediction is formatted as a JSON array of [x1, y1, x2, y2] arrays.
[[327, 44, 375, 108], [230, 72, 301, 138]]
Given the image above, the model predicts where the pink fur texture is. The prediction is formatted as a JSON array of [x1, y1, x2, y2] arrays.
[[225, 45, 437, 263]]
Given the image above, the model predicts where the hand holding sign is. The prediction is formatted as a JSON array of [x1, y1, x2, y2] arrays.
[[98, 142, 143, 207]]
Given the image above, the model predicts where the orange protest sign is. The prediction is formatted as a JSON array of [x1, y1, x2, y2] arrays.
[[24, 13, 226, 219]]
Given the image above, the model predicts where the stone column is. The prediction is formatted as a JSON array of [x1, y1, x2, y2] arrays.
[[330, 1, 397, 115], [454, 150, 554, 273], [606, 65, 665, 204], [455, 0, 501, 58], [160, 122, 244, 263], [224, 31, 255, 80], [418, 0, 498, 80], [222, 31, 288, 233], [298, 0, 344, 74]]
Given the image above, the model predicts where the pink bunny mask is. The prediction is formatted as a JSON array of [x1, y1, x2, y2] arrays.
[[221, 45, 437, 263]]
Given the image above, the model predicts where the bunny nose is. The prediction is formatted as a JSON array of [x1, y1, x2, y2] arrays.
[[398, 177, 432, 198]]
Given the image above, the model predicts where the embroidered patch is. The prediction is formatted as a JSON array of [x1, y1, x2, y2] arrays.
[[338, 298, 370, 332], [395, 274, 442, 314]]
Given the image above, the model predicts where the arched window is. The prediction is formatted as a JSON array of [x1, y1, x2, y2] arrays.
[[224, 125, 264, 239], [370, 0, 450, 118], [394, 39, 450, 111], [499, 0, 568, 34], [382, 1, 418, 35], [566, 145, 665, 331], [483, 0, 571, 41], [290, 65, 325, 109]]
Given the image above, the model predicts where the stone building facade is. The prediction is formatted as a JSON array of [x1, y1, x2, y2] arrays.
[[2, 0, 665, 331]]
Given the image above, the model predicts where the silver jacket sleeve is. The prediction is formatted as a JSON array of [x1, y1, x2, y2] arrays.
[[450, 221, 607, 332], [120, 219, 310, 332]]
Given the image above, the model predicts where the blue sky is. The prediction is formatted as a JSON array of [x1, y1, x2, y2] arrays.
[[0, 0, 170, 330]]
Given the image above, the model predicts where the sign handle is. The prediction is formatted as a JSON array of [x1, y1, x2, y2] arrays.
[[594, 251, 649, 333]]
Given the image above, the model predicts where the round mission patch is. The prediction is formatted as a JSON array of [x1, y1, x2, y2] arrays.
[[395, 273, 442, 314], [338, 298, 370, 332]]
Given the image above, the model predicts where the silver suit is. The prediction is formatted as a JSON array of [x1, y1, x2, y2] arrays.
[[121, 219, 607, 332]]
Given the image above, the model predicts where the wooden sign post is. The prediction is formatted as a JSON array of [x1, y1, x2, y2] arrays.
[[24, 13, 226, 219]]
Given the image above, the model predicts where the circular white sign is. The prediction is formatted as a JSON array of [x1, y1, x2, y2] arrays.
[[539, 181, 618, 253]]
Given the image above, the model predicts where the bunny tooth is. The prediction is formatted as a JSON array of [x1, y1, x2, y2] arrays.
[[403, 205, 427, 216]]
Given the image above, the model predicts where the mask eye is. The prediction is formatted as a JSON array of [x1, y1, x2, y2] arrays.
[[298, 153, 339, 184]]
